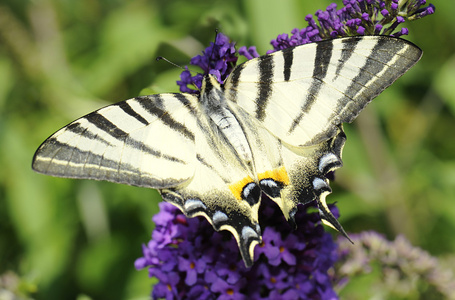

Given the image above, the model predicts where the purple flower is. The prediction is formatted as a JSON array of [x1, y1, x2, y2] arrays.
[[267, 234, 298, 266], [409, 3, 436, 20], [176, 69, 202, 93], [177, 252, 207, 285], [177, 33, 237, 94], [211, 277, 248, 300], [381, 8, 389, 17], [334, 231, 455, 299], [238, 46, 260, 60], [136, 198, 340, 299], [254, 227, 281, 262], [252, 0, 436, 54]]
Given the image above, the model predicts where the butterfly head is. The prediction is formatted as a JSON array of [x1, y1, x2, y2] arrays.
[[200, 74, 224, 105]]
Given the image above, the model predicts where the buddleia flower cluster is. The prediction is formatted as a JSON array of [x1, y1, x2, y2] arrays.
[[264, 0, 435, 53], [137, 1, 435, 299], [335, 232, 455, 299], [177, 33, 238, 94], [136, 199, 339, 299]]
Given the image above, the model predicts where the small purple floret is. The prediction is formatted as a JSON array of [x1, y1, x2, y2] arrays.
[[238, 46, 259, 60]]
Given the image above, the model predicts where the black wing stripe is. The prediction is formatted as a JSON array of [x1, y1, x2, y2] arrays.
[[65, 110, 189, 163], [225, 63, 245, 103], [334, 37, 361, 79], [283, 48, 294, 81], [37, 139, 186, 187], [351, 38, 391, 90], [306, 39, 334, 112], [66, 122, 109, 146], [288, 40, 334, 134], [139, 95, 195, 141], [46, 138, 123, 170], [118, 101, 149, 125], [255, 56, 274, 121], [85, 112, 128, 140], [335, 37, 409, 122], [44, 129, 188, 166], [173, 93, 197, 116]]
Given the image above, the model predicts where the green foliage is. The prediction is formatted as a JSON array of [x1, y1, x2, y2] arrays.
[[0, 0, 453, 299]]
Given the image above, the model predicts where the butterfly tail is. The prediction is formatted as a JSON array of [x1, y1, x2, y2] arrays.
[[316, 191, 353, 243]]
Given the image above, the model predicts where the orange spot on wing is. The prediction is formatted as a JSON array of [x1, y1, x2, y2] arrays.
[[229, 176, 254, 200], [258, 166, 290, 185], [228, 166, 289, 200]]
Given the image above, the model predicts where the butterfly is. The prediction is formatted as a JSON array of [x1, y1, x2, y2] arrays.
[[32, 35, 422, 267]]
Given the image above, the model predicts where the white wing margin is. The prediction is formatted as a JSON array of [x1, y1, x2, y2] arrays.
[[224, 36, 422, 147], [32, 93, 199, 188]]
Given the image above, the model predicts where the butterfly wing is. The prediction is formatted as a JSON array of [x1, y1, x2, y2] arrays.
[[33, 92, 263, 266], [33, 94, 200, 188], [224, 36, 422, 237], [225, 36, 422, 147]]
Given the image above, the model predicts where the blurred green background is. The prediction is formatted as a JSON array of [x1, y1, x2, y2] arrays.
[[0, 0, 453, 299]]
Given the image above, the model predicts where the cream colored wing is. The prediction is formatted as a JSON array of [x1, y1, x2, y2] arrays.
[[33, 93, 199, 188], [224, 36, 422, 147]]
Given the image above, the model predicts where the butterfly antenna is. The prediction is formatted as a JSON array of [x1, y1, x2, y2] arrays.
[[156, 56, 202, 92], [156, 56, 201, 76], [208, 28, 220, 67], [156, 56, 186, 70]]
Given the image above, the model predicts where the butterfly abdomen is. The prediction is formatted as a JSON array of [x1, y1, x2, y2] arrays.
[[201, 75, 254, 170]]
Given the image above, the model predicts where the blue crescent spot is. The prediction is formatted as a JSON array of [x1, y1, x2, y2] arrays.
[[242, 226, 258, 241], [312, 177, 328, 190], [260, 178, 278, 188], [318, 153, 339, 172], [242, 182, 257, 198], [184, 199, 207, 212], [213, 211, 229, 224]]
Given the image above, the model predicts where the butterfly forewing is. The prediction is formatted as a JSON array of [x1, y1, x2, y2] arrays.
[[224, 36, 422, 147], [33, 94, 199, 188]]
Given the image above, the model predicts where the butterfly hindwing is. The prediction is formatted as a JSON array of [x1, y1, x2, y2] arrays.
[[279, 124, 347, 235], [224, 36, 422, 147], [229, 100, 350, 243], [233, 99, 348, 234]]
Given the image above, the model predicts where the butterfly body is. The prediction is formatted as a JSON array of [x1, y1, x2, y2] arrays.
[[32, 36, 422, 267], [201, 75, 255, 171]]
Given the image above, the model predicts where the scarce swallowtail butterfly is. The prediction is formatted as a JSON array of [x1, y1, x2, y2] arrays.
[[32, 36, 422, 267]]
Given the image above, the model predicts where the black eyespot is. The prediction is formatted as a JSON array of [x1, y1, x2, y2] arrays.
[[242, 182, 261, 206], [260, 178, 283, 198]]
